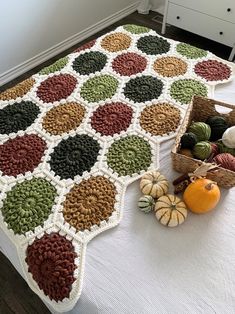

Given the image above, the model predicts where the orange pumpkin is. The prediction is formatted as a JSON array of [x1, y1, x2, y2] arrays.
[[183, 178, 220, 214]]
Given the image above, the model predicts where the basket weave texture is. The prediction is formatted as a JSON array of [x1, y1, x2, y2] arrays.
[[172, 96, 235, 188]]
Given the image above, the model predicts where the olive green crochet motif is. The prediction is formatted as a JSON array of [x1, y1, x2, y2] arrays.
[[106, 135, 152, 176], [123, 24, 150, 34], [72, 51, 107, 75], [1, 178, 57, 235], [176, 43, 207, 59], [170, 79, 207, 104], [80, 74, 118, 102], [39, 57, 68, 75]]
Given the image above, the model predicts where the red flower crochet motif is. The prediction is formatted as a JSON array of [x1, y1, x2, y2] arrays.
[[26, 233, 77, 302], [73, 39, 96, 53], [91, 102, 133, 136], [36, 74, 77, 103], [112, 52, 147, 76], [0, 134, 46, 176], [194, 59, 231, 81]]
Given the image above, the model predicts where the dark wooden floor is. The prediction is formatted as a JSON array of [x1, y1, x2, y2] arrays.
[[0, 251, 50, 314], [0, 10, 232, 314]]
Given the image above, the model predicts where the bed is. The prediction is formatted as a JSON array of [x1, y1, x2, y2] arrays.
[[0, 24, 235, 314]]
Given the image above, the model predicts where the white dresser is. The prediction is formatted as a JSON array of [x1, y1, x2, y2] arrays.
[[161, 0, 235, 61]]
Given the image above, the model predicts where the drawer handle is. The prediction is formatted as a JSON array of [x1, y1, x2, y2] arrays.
[[219, 31, 223, 35], [176, 16, 180, 19], [227, 8, 231, 12]]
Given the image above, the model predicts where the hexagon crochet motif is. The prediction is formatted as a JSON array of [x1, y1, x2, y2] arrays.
[[0, 24, 233, 312]]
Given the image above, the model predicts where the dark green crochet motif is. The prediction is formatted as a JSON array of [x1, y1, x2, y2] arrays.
[[39, 57, 68, 75], [124, 76, 163, 102], [0, 101, 40, 135], [49, 134, 100, 179], [170, 79, 207, 104], [123, 24, 150, 34], [137, 36, 170, 55], [1, 178, 57, 235], [72, 51, 107, 75], [176, 43, 207, 59], [106, 135, 152, 176], [80, 75, 118, 102]]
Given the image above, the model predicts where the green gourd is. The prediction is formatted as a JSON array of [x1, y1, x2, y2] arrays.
[[206, 116, 229, 141], [138, 195, 155, 213], [188, 122, 211, 141], [193, 141, 212, 160], [217, 140, 235, 156], [180, 132, 198, 149]]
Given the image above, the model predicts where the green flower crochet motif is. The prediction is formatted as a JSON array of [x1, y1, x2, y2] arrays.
[[137, 35, 170, 55], [39, 57, 68, 75], [80, 74, 119, 102], [72, 51, 107, 75], [123, 24, 150, 34], [176, 43, 207, 59], [124, 76, 163, 103], [106, 135, 152, 176], [1, 178, 57, 235], [170, 79, 207, 104]]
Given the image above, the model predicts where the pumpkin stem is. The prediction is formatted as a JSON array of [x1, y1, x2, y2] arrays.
[[205, 182, 217, 190]]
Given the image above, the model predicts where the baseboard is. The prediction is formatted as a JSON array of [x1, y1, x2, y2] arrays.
[[0, 2, 139, 86]]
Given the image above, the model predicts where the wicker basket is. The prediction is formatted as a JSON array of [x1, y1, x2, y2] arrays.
[[172, 95, 235, 188]]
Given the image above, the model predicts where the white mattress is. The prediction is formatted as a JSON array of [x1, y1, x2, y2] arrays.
[[1, 78, 235, 314]]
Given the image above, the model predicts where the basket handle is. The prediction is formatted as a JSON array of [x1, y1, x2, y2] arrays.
[[193, 96, 235, 119], [172, 100, 194, 153], [214, 104, 233, 115]]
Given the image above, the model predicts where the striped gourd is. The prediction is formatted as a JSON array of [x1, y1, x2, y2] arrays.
[[138, 195, 155, 213], [140, 171, 169, 198], [188, 122, 211, 141], [193, 141, 211, 160], [155, 194, 187, 227]]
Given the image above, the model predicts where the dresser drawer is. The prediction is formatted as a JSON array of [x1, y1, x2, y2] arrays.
[[167, 3, 235, 47], [170, 0, 235, 24]]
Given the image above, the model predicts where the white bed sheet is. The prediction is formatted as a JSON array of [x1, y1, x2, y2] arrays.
[[1, 79, 235, 314]]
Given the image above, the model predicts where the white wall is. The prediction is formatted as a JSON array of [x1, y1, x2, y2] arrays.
[[0, 0, 138, 84], [150, 0, 165, 14]]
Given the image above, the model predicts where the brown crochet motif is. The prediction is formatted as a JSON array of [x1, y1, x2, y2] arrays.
[[63, 176, 117, 231], [101, 33, 131, 52], [153, 56, 187, 77], [140, 103, 181, 136], [0, 78, 35, 101], [42, 103, 85, 135]]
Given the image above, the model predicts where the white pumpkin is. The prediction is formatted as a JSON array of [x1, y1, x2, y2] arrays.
[[222, 126, 235, 148], [155, 194, 187, 227], [140, 171, 169, 198], [138, 195, 155, 213]]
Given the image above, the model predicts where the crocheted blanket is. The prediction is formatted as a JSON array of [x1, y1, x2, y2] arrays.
[[0, 24, 233, 312]]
